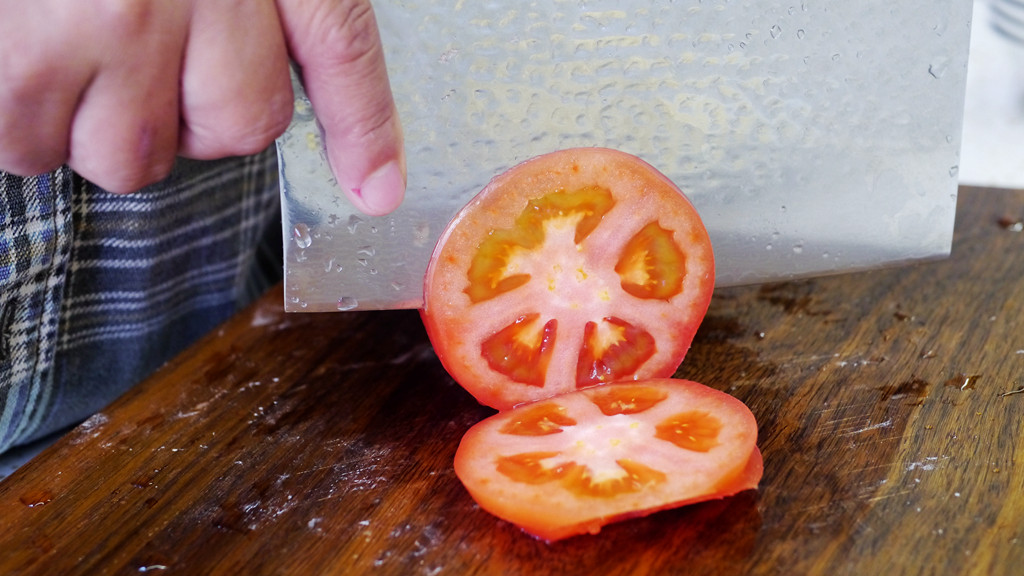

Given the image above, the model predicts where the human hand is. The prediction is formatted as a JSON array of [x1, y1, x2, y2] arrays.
[[0, 0, 405, 216]]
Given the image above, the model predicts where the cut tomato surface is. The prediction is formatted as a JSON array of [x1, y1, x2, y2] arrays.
[[422, 148, 715, 409], [453, 379, 761, 542]]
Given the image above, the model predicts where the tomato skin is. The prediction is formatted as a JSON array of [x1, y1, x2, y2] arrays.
[[453, 379, 760, 542], [422, 148, 715, 410]]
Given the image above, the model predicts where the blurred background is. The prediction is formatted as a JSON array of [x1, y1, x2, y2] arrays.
[[962, 0, 1024, 188]]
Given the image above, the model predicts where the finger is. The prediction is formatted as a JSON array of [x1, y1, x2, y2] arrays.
[[69, 74, 180, 192], [66, 4, 185, 192], [0, 58, 80, 176], [178, 0, 293, 160], [0, 5, 87, 176], [277, 0, 405, 216]]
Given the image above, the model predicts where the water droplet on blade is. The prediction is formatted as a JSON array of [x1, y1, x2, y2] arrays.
[[293, 223, 312, 249], [337, 297, 359, 311]]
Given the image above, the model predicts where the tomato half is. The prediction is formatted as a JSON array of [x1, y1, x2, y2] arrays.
[[422, 148, 715, 409], [453, 379, 761, 542]]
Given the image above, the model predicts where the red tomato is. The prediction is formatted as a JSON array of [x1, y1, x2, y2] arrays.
[[453, 379, 762, 542], [422, 148, 715, 410]]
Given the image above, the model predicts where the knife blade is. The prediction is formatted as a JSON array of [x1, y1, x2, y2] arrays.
[[278, 0, 971, 313]]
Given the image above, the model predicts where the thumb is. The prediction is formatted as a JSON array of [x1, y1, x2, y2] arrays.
[[277, 0, 405, 216]]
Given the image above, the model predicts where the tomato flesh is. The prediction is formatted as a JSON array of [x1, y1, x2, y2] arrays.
[[496, 452, 574, 484], [561, 458, 668, 498], [498, 402, 576, 436], [616, 222, 687, 300], [422, 148, 715, 409], [589, 385, 669, 415], [465, 186, 615, 304], [480, 314, 557, 388], [453, 379, 761, 542], [655, 411, 723, 453], [576, 316, 657, 387]]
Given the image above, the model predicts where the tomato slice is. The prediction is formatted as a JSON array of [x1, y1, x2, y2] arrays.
[[454, 379, 761, 542], [422, 148, 715, 409]]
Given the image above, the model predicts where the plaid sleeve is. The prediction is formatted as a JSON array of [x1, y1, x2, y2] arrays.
[[0, 147, 282, 454], [0, 168, 74, 453]]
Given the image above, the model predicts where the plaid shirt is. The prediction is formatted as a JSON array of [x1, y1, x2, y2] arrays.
[[0, 148, 281, 454]]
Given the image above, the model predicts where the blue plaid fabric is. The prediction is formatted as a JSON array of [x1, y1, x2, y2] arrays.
[[0, 148, 282, 454], [0, 168, 73, 452]]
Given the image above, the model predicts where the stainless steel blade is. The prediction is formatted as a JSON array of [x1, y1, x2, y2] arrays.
[[279, 0, 972, 312]]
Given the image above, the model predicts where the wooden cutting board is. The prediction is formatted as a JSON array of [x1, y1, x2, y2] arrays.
[[1, 186, 1022, 575]]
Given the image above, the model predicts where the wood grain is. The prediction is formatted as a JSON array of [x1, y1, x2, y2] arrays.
[[1, 186, 1023, 575]]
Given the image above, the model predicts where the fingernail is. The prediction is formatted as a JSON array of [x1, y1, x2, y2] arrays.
[[354, 160, 405, 216]]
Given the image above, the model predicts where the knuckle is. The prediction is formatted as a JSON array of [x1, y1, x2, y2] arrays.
[[346, 103, 397, 147], [314, 0, 382, 67], [0, 49, 53, 105], [0, 152, 65, 179], [242, 94, 294, 150], [0, 94, 69, 177], [186, 123, 273, 160], [96, 160, 174, 193], [224, 127, 280, 157], [89, 158, 173, 193], [197, 92, 293, 157], [72, 126, 177, 193]]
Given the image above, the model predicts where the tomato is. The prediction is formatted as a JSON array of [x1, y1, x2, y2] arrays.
[[422, 148, 715, 410], [453, 379, 762, 542], [422, 148, 758, 542]]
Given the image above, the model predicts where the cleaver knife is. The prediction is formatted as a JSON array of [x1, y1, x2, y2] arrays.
[[277, 0, 972, 313]]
